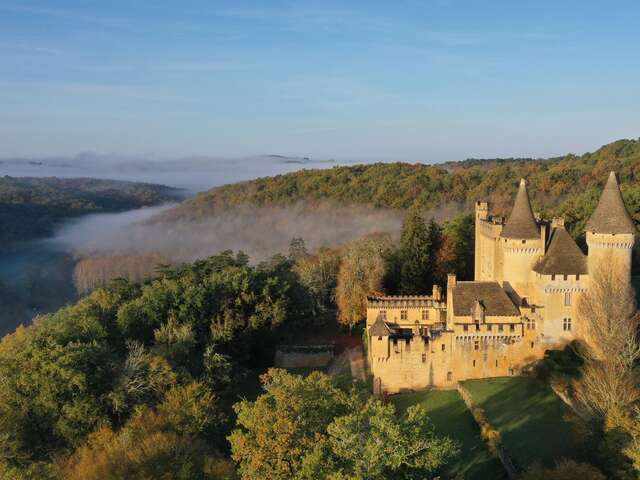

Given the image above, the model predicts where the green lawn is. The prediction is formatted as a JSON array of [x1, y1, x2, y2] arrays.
[[463, 377, 588, 469], [392, 389, 507, 480]]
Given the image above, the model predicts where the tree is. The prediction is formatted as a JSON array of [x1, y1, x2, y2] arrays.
[[159, 381, 227, 442], [61, 408, 233, 480], [437, 213, 475, 284], [575, 257, 640, 416], [293, 247, 341, 318], [228, 369, 349, 480], [574, 256, 640, 478], [288, 238, 309, 261], [335, 235, 390, 327], [229, 370, 458, 480], [520, 459, 606, 480], [398, 205, 432, 294], [325, 398, 458, 480]]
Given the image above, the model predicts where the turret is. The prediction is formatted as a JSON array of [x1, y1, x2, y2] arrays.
[[586, 172, 636, 279], [499, 179, 544, 301]]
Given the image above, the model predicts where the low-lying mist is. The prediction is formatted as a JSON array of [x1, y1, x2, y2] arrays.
[[51, 203, 406, 263]]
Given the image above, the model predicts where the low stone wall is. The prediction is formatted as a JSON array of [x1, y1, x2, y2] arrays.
[[275, 344, 334, 368], [457, 382, 519, 480]]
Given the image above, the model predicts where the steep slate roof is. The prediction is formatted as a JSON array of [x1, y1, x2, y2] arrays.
[[533, 225, 587, 275], [369, 315, 392, 336], [451, 282, 521, 317], [501, 179, 540, 239], [585, 171, 636, 234]]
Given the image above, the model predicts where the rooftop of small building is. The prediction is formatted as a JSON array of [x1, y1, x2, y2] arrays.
[[451, 281, 521, 317]]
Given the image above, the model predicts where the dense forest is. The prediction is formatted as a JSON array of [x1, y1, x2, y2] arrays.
[[163, 138, 640, 239], [0, 176, 179, 245], [0, 248, 465, 479]]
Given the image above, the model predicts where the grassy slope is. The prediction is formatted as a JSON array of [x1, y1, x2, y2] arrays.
[[392, 389, 507, 480], [163, 138, 640, 238], [463, 377, 589, 469]]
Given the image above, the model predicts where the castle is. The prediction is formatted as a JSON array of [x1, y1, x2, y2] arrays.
[[366, 172, 636, 394]]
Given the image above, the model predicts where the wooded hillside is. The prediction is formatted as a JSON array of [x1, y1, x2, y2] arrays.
[[163, 138, 640, 238]]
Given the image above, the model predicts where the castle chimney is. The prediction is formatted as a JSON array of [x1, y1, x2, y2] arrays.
[[447, 273, 457, 290], [432, 284, 442, 301]]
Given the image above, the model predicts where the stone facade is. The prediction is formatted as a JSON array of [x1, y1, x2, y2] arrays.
[[367, 172, 635, 394]]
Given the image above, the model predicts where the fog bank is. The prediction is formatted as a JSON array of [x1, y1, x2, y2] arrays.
[[50, 203, 406, 263], [0, 153, 344, 193]]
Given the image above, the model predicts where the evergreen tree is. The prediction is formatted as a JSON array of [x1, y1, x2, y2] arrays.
[[398, 205, 433, 294]]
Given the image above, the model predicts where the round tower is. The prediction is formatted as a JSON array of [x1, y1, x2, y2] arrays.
[[499, 178, 544, 302], [586, 171, 636, 279]]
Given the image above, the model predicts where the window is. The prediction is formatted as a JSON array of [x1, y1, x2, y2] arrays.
[[498, 324, 504, 332], [400, 310, 407, 321], [441, 344, 446, 352], [487, 324, 493, 332], [393, 339, 398, 346], [463, 325, 469, 332], [405, 338, 410, 346], [527, 318, 536, 330], [380, 310, 387, 320], [421, 353, 426, 363], [447, 372, 453, 381], [474, 340, 480, 351], [495, 360, 498, 367], [510, 324, 515, 332], [531, 342, 534, 349], [563, 318, 572, 331], [422, 309, 429, 321], [378, 336, 382, 341], [564, 292, 572, 306], [564, 274, 568, 281], [473, 360, 476, 367], [551, 274, 555, 281], [576, 274, 580, 281]]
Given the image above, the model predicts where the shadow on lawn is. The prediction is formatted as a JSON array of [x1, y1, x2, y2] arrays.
[[465, 377, 594, 469], [424, 394, 508, 480]]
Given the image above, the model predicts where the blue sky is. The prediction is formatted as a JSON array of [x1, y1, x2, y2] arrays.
[[1, 1, 639, 161]]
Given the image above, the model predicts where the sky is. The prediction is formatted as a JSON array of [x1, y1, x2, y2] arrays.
[[1, 1, 639, 162]]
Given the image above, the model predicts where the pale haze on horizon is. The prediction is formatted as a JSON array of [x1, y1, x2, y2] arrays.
[[1, 0, 639, 162]]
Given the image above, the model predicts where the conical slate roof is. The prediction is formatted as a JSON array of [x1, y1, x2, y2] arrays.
[[501, 179, 540, 239], [585, 172, 636, 234], [533, 225, 587, 275], [369, 315, 392, 336]]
